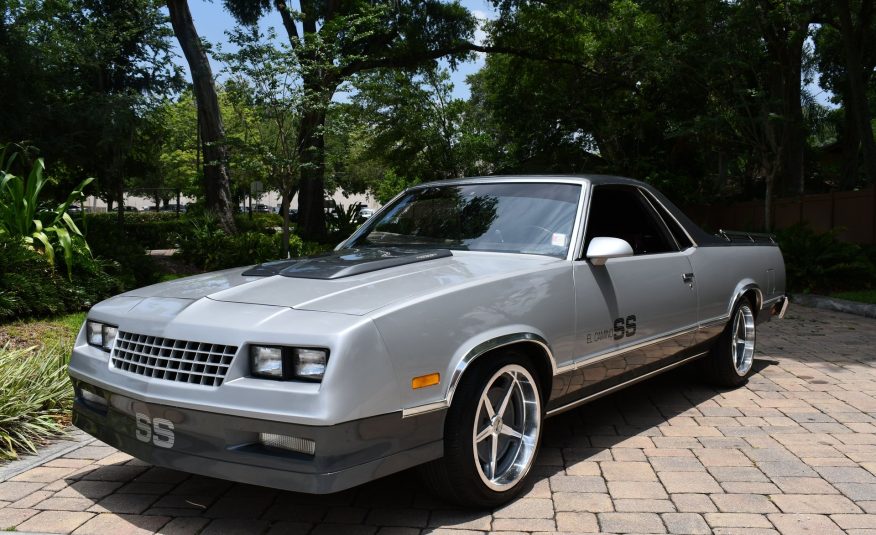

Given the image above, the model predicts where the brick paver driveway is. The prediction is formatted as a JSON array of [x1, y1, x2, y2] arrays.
[[2, 305, 876, 534]]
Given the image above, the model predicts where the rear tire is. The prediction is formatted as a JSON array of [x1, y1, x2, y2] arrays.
[[419, 351, 543, 508], [704, 297, 757, 388]]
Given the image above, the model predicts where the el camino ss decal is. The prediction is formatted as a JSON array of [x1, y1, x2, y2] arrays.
[[585, 315, 637, 343], [614, 315, 637, 340]]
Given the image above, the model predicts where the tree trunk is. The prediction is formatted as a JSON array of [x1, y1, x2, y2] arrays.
[[835, 0, 876, 184], [296, 100, 328, 242], [280, 187, 298, 258], [166, 0, 236, 234], [764, 170, 774, 232], [766, 21, 808, 196], [116, 182, 124, 225], [841, 98, 862, 189]]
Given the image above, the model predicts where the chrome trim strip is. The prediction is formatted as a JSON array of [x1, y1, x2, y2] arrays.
[[729, 284, 763, 316], [640, 188, 699, 247], [573, 181, 594, 261], [555, 324, 699, 375], [401, 332, 555, 419], [567, 181, 590, 262], [546, 351, 708, 417], [699, 315, 730, 329], [762, 296, 782, 307], [638, 189, 681, 250], [401, 401, 447, 418], [778, 296, 789, 319]]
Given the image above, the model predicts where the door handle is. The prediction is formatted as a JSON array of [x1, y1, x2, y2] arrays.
[[682, 272, 695, 284]]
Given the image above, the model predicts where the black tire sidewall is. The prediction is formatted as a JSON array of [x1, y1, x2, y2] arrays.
[[441, 351, 544, 507], [709, 296, 756, 387]]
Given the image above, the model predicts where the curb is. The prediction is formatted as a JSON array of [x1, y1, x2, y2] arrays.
[[791, 293, 876, 319], [0, 428, 94, 482]]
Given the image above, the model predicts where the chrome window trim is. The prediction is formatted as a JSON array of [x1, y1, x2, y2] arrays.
[[573, 180, 594, 261], [577, 183, 697, 261], [637, 187, 682, 251], [639, 188, 699, 247], [340, 179, 586, 261]]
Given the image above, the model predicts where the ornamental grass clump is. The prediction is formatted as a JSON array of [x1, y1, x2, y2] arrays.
[[0, 345, 72, 460]]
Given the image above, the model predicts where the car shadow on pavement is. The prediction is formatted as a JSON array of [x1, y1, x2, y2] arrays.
[[58, 358, 779, 533]]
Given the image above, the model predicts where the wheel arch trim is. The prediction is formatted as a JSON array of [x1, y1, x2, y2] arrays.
[[401, 333, 555, 418], [730, 281, 763, 317]]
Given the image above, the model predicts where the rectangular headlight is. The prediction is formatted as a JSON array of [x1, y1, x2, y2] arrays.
[[293, 348, 327, 381], [86, 321, 103, 347], [249, 345, 329, 382], [86, 321, 118, 352], [102, 325, 118, 351], [251, 346, 284, 378]]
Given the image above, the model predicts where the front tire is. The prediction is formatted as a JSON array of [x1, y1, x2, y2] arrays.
[[420, 352, 543, 507], [704, 297, 757, 387]]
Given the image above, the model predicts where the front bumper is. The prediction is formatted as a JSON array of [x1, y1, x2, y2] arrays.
[[71, 379, 445, 494]]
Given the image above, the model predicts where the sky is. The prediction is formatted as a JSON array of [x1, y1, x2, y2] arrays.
[[169, 0, 496, 100]]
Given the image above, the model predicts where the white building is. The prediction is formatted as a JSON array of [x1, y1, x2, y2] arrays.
[[82, 189, 380, 213]]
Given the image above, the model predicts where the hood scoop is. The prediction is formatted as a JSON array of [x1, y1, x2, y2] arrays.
[[241, 248, 453, 280]]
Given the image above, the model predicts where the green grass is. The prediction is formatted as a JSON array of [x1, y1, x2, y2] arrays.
[[0, 312, 85, 351], [832, 289, 876, 305]]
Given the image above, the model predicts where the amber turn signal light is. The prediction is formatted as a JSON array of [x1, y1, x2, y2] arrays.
[[411, 373, 440, 389]]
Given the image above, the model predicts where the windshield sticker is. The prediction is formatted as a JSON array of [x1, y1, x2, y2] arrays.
[[551, 233, 567, 247]]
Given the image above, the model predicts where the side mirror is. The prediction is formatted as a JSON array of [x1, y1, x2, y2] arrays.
[[586, 237, 634, 266]]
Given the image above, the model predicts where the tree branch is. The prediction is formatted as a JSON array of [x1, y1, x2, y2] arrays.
[[273, 0, 299, 49], [339, 42, 601, 79]]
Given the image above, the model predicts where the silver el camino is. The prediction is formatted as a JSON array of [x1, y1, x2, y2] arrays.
[[69, 175, 787, 506]]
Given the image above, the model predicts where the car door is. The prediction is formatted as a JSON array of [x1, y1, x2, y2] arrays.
[[557, 185, 699, 407]]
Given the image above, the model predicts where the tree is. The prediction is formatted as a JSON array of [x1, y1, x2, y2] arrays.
[[816, 0, 876, 186], [343, 68, 484, 186], [0, 0, 181, 216], [221, 26, 300, 256], [166, 0, 236, 233], [222, 0, 479, 240]]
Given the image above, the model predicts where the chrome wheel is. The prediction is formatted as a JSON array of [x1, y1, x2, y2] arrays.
[[731, 304, 755, 376], [471, 364, 541, 491]]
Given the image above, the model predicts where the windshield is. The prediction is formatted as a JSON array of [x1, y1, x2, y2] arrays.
[[345, 182, 582, 257]]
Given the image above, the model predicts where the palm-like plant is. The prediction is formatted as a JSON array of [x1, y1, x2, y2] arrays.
[[0, 147, 94, 278]]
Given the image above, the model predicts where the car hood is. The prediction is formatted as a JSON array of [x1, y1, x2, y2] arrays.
[[121, 250, 561, 315]]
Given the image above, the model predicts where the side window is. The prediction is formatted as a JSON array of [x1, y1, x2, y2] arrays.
[[584, 186, 678, 256], [641, 190, 693, 250]]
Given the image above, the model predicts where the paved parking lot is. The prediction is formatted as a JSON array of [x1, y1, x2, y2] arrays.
[[2, 304, 876, 534]]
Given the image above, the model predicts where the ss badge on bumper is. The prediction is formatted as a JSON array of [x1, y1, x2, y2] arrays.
[[135, 412, 175, 448]]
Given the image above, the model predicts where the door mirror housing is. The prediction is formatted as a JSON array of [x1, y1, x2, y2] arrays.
[[586, 237, 634, 265]]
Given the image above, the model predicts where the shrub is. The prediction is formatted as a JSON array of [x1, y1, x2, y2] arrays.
[[82, 212, 184, 250], [0, 148, 93, 278], [175, 216, 305, 272], [234, 212, 283, 233], [82, 218, 162, 288], [0, 344, 72, 460], [0, 235, 121, 322], [775, 223, 876, 294]]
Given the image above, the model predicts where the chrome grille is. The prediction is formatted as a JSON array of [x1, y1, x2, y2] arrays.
[[111, 332, 237, 387]]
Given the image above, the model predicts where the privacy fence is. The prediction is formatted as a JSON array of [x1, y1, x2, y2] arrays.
[[685, 187, 876, 244]]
